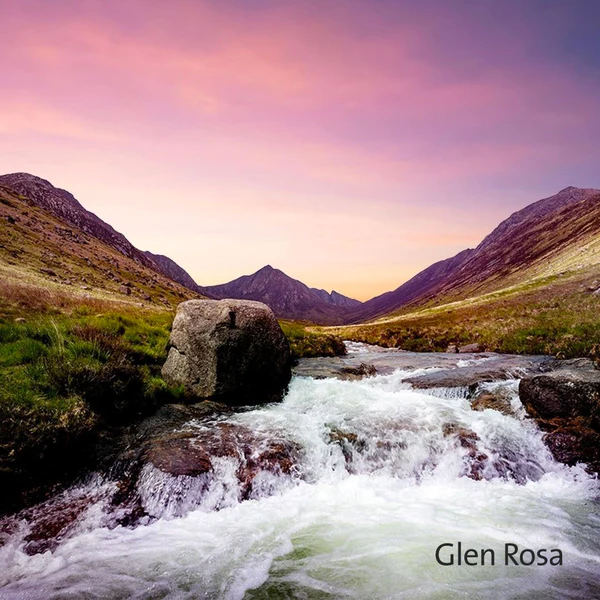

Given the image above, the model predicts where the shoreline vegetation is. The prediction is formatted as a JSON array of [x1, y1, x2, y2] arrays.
[[320, 266, 600, 361]]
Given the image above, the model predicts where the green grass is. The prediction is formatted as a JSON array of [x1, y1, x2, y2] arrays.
[[327, 275, 600, 358], [0, 308, 188, 510], [280, 320, 347, 359]]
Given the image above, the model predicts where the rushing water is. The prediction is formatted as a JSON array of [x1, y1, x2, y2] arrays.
[[1, 345, 600, 599]]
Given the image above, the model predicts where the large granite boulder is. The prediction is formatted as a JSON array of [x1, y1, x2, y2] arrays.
[[162, 299, 291, 403]]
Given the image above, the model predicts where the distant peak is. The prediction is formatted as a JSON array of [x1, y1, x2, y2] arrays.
[[257, 264, 275, 273]]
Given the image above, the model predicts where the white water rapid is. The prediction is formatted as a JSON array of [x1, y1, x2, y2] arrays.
[[1, 345, 599, 599]]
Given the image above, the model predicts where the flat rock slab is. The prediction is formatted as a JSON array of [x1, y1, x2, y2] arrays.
[[294, 343, 555, 388]]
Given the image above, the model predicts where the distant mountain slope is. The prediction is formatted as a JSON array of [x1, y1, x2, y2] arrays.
[[348, 248, 474, 323], [0, 176, 202, 306], [143, 251, 201, 293], [199, 265, 360, 324], [348, 186, 600, 323], [433, 186, 600, 299], [0, 173, 155, 267]]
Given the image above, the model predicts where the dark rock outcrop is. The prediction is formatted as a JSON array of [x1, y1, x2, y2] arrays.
[[519, 359, 600, 424], [519, 359, 600, 473], [162, 299, 292, 403]]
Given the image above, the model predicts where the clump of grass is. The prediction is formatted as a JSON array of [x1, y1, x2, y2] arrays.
[[280, 320, 347, 359]]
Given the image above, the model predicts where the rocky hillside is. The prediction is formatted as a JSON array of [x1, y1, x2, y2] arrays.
[[431, 186, 600, 300], [143, 251, 202, 293], [0, 172, 204, 298], [199, 265, 360, 324], [0, 176, 202, 307], [347, 186, 600, 322]]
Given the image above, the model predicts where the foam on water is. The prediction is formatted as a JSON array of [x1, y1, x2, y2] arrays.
[[1, 364, 599, 599]]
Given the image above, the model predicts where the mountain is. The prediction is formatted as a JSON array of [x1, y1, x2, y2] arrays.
[[431, 186, 600, 299], [143, 251, 201, 292], [199, 265, 360, 324], [346, 186, 600, 323], [0, 173, 156, 268], [0, 173, 202, 306], [348, 248, 474, 323]]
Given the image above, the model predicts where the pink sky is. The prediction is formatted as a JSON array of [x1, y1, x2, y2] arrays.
[[1, 0, 599, 300]]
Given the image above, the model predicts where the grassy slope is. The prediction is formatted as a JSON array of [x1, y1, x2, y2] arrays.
[[0, 184, 197, 308], [323, 263, 600, 357], [0, 275, 188, 510], [279, 320, 346, 359]]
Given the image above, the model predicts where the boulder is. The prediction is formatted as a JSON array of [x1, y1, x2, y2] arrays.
[[162, 299, 291, 403], [519, 360, 600, 427], [519, 359, 600, 473]]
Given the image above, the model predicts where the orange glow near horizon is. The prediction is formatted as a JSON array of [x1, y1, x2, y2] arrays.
[[1, 1, 599, 300]]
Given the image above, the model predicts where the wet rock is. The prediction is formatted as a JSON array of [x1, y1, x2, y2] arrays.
[[446, 344, 459, 353], [459, 343, 485, 353], [328, 427, 367, 465], [329, 428, 359, 444], [520, 359, 600, 474], [162, 299, 291, 403], [143, 422, 301, 500], [144, 433, 213, 477], [543, 426, 600, 472], [406, 367, 510, 389], [471, 390, 514, 416], [339, 363, 377, 380], [442, 424, 488, 480]]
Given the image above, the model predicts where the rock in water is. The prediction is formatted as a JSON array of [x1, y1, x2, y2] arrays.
[[162, 299, 291, 403], [519, 358, 600, 473]]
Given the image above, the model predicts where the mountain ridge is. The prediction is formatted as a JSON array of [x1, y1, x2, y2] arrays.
[[0, 172, 204, 296]]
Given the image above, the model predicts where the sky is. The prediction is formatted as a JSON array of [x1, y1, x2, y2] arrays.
[[1, 0, 599, 300]]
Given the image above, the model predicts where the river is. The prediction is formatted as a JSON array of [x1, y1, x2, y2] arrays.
[[1, 343, 599, 599]]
